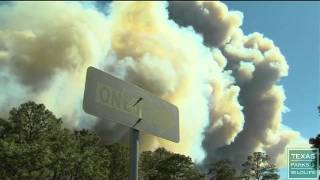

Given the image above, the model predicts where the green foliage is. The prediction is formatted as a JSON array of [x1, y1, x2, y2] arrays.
[[2, 101, 203, 179], [7, 102, 62, 143], [240, 152, 279, 180], [139, 147, 205, 180], [207, 159, 238, 180], [310, 105, 320, 180], [0, 101, 111, 179], [310, 134, 320, 149], [107, 143, 129, 180], [69, 130, 111, 179], [309, 134, 320, 180], [0, 101, 64, 179]]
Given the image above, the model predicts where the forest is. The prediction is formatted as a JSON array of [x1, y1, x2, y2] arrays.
[[1, 101, 318, 179]]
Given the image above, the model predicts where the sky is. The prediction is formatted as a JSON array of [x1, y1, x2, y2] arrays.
[[224, 1, 320, 142]]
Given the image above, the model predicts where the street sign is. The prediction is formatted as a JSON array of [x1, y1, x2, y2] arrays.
[[83, 66, 179, 143]]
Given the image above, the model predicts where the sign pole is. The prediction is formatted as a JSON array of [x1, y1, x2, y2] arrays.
[[129, 128, 139, 180]]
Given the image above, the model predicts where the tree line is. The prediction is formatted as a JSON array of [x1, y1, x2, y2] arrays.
[[4, 101, 318, 179], [0, 101, 203, 179]]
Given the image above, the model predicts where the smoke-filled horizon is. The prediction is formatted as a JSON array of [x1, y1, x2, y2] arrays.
[[0, 1, 308, 169]]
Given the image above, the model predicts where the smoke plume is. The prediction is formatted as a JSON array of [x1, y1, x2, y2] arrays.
[[168, 1, 243, 47], [0, 1, 305, 168]]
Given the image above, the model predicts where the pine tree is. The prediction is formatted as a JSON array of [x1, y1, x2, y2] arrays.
[[240, 152, 279, 180]]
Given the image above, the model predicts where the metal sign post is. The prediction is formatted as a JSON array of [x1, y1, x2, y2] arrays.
[[129, 102, 142, 180], [129, 128, 139, 180]]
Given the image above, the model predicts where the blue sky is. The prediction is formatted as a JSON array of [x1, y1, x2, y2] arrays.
[[224, 1, 320, 140], [223, 2, 320, 178]]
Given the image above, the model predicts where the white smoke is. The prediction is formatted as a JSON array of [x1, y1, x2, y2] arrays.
[[0, 1, 306, 168]]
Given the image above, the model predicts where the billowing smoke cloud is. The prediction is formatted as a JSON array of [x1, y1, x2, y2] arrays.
[[168, 1, 243, 47], [0, 1, 305, 169], [167, 1, 303, 168], [97, 1, 227, 158], [202, 29, 292, 168], [0, 1, 111, 127]]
